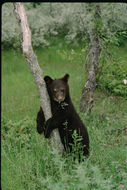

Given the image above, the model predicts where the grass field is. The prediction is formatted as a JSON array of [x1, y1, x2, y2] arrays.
[[2, 40, 127, 190]]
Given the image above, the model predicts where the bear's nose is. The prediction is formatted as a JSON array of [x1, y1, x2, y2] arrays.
[[58, 96, 63, 101]]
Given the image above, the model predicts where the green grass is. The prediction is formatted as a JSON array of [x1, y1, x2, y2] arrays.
[[2, 40, 127, 190]]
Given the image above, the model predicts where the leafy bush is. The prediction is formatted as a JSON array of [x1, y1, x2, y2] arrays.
[[98, 54, 127, 97], [2, 3, 21, 49]]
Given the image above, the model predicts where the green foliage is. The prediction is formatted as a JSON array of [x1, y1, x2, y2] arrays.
[[66, 130, 85, 162], [2, 3, 20, 49], [2, 3, 127, 49], [98, 44, 127, 97], [2, 114, 127, 190], [116, 31, 127, 46]]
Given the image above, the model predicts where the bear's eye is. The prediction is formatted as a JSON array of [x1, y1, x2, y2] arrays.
[[61, 89, 64, 93]]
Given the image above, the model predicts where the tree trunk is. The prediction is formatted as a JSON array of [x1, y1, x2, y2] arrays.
[[80, 4, 102, 114], [13, 3, 64, 153]]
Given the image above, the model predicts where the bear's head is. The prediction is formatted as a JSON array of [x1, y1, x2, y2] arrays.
[[44, 74, 70, 103]]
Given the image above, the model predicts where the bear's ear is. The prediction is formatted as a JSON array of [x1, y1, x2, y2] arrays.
[[44, 76, 53, 84], [61, 74, 69, 83]]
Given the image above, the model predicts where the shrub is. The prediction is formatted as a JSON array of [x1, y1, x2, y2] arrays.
[[98, 55, 127, 97]]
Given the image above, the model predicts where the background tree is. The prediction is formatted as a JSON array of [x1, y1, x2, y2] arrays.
[[79, 3, 102, 114]]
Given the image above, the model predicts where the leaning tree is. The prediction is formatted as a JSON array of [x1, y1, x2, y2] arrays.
[[80, 3, 102, 114], [13, 2, 64, 153]]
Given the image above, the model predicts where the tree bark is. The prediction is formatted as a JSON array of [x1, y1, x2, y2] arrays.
[[13, 3, 64, 152], [80, 4, 102, 114]]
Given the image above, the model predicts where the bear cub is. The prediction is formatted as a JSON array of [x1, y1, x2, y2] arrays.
[[36, 74, 89, 157]]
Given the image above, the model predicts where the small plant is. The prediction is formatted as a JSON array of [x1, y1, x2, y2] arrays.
[[68, 130, 85, 162], [60, 102, 68, 109]]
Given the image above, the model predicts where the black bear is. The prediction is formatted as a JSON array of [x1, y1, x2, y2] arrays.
[[36, 74, 89, 157]]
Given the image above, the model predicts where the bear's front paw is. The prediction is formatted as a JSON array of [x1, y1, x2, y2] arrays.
[[37, 123, 45, 134], [45, 118, 52, 127]]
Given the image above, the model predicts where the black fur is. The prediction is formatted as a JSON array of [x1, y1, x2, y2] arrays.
[[36, 74, 89, 157]]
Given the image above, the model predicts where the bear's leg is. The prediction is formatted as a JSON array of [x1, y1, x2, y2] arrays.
[[36, 107, 45, 134]]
